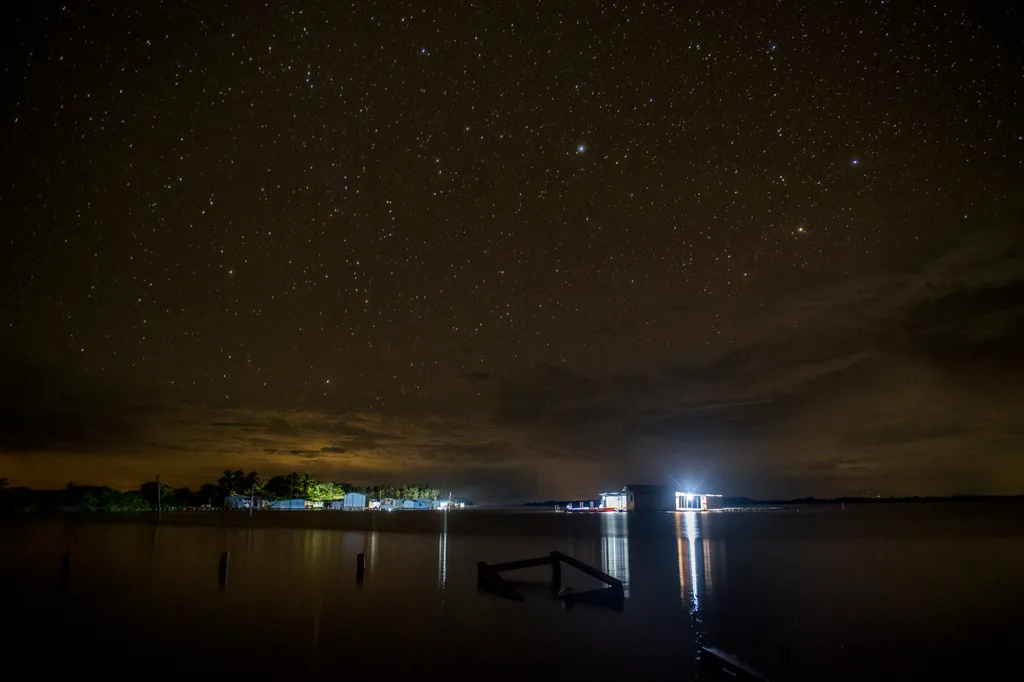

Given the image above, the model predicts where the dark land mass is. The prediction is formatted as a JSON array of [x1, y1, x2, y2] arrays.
[[725, 495, 1024, 506], [523, 495, 1024, 508]]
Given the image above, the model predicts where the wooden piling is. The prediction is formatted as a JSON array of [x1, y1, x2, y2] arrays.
[[356, 552, 365, 583], [218, 551, 230, 589], [550, 550, 561, 593]]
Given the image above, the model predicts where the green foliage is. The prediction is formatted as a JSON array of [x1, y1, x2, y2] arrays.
[[138, 481, 177, 508], [100, 489, 149, 511]]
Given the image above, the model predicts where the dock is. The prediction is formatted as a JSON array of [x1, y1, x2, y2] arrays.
[[477, 550, 625, 610]]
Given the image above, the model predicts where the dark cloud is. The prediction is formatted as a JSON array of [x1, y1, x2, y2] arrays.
[[495, 365, 594, 424], [266, 418, 297, 436], [420, 440, 514, 462], [836, 421, 978, 450], [288, 449, 324, 459], [902, 279, 1024, 376], [0, 361, 150, 454]]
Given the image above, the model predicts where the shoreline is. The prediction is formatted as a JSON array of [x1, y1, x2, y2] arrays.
[[4, 497, 1023, 532]]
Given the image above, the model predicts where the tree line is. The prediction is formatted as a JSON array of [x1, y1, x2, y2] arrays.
[[0, 473, 442, 514]]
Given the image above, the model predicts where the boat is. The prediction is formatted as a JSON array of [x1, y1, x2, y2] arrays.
[[565, 504, 617, 513]]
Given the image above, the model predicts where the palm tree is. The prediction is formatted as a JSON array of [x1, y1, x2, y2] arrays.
[[216, 469, 246, 496]]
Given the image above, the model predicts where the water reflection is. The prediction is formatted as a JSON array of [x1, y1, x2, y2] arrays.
[[438, 510, 448, 589], [601, 512, 630, 596], [368, 530, 379, 578], [675, 512, 706, 617], [302, 528, 329, 563], [704, 535, 714, 598]]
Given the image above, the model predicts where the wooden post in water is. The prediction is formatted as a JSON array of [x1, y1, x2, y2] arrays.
[[218, 551, 230, 589], [550, 550, 561, 593], [60, 551, 72, 590], [356, 552, 365, 583]]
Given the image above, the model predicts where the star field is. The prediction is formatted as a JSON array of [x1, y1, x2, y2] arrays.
[[2, 1, 1021, 500]]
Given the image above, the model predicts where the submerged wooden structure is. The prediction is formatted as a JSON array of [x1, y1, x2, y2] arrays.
[[477, 550, 625, 610], [700, 646, 774, 681]]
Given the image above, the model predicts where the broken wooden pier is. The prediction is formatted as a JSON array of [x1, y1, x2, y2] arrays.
[[477, 550, 625, 610]]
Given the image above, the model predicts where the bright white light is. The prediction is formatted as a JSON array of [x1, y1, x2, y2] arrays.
[[577, 144, 585, 153]]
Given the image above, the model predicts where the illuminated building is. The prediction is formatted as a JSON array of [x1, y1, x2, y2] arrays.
[[597, 486, 723, 512], [674, 492, 723, 511], [598, 485, 674, 511]]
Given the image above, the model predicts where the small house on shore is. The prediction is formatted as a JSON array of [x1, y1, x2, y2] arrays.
[[225, 495, 250, 510], [343, 492, 367, 509], [269, 499, 307, 510], [225, 495, 270, 510]]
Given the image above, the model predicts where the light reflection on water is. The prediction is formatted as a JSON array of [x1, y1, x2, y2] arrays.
[[438, 510, 448, 589], [600, 512, 630, 596], [675, 512, 704, 614], [369, 529, 378, 578]]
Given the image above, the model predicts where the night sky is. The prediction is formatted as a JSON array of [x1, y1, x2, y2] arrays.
[[2, 1, 1021, 502]]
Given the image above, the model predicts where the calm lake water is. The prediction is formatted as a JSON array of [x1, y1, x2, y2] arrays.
[[3, 503, 1023, 680]]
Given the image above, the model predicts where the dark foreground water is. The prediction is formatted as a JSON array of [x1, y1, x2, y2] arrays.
[[3, 503, 1023, 680]]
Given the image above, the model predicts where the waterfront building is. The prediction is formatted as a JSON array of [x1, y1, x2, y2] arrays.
[[675, 492, 723, 511], [597, 486, 723, 512], [269, 499, 307, 510], [343, 492, 368, 509]]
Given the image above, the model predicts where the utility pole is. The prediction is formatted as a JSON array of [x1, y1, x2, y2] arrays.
[[156, 474, 162, 523], [249, 483, 255, 517]]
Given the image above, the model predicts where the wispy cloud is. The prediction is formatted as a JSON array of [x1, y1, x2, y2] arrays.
[[2, 228, 1022, 499]]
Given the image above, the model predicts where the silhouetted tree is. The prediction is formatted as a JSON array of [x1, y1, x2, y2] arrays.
[[265, 474, 296, 499], [139, 481, 176, 508], [216, 469, 246, 496], [198, 482, 222, 507]]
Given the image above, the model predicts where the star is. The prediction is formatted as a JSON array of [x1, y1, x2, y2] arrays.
[[577, 144, 586, 153]]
